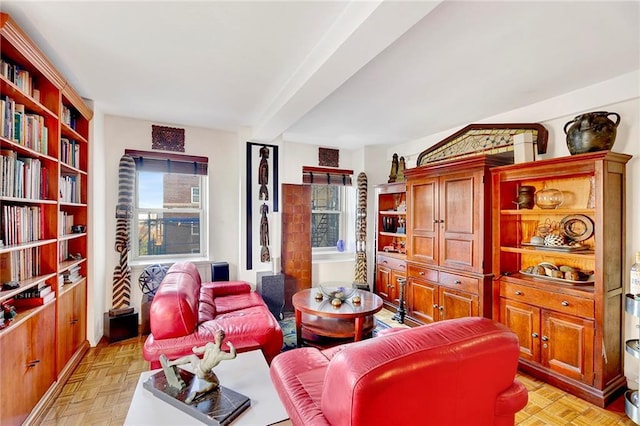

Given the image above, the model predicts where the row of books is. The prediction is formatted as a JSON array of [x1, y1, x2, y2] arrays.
[[60, 138, 81, 169], [61, 105, 77, 130], [1, 96, 49, 154], [0, 247, 41, 283], [1, 204, 44, 246], [0, 58, 38, 99], [12, 285, 54, 309], [59, 211, 75, 236], [59, 264, 82, 288], [0, 149, 48, 199], [59, 174, 81, 203]]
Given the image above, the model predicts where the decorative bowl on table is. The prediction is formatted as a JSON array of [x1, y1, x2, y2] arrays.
[[320, 285, 356, 302]]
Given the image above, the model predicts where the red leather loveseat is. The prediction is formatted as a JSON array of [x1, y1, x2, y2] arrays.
[[270, 317, 527, 426], [143, 262, 283, 368]]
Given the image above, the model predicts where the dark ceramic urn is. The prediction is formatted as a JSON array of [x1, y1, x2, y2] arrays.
[[564, 111, 620, 155]]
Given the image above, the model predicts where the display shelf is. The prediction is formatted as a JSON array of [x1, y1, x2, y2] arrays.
[[0, 273, 55, 304], [492, 151, 631, 408]]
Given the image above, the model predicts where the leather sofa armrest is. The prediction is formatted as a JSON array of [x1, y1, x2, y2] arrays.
[[495, 379, 528, 419], [202, 280, 251, 297]]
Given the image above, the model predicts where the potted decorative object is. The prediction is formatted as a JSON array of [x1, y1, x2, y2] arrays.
[[564, 111, 620, 155]]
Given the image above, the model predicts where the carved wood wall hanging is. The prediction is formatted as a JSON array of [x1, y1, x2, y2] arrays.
[[246, 142, 279, 270], [318, 147, 339, 167], [151, 125, 185, 152], [416, 123, 548, 166]]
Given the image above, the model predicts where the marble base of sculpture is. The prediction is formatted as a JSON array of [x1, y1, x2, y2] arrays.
[[143, 368, 250, 425]]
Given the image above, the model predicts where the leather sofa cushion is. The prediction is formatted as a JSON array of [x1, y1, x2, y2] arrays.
[[149, 263, 201, 339]]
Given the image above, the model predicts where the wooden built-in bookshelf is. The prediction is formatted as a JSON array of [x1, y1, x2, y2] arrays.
[[0, 12, 92, 424]]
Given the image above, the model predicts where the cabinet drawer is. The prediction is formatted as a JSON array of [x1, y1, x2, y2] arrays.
[[377, 255, 406, 272], [407, 264, 438, 282], [500, 282, 594, 318], [439, 271, 479, 295]]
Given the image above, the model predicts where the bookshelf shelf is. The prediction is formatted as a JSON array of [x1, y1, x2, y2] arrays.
[[0, 12, 92, 424]]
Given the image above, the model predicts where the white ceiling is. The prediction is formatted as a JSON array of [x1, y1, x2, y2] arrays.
[[2, 1, 639, 150]]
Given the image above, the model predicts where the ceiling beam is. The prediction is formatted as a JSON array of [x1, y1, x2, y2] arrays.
[[252, 0, 442, 143]]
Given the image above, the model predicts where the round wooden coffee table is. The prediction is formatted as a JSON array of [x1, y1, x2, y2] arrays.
[[292, 288, 383, 348]]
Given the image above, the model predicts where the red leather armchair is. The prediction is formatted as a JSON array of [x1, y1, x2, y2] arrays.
[[270, 317, 527, 426], [143, 262, 283, 368]]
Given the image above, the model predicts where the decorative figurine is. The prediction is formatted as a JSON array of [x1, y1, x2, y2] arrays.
[[258, 146, 269, 200], [388, 153, 398, 183], [160, 329, 237, 404], [396, 156, 406, 182], [260, 203, 270, 262]]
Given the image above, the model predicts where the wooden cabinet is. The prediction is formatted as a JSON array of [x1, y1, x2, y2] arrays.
[[0, 13, 91, 424], [0, 303, 55, 425], [492, 151, 630, 407], [375, 254, 406, 306], [57, 279, 87, 373], [403, 155, 509, 325], [374, 183, 406, 313]]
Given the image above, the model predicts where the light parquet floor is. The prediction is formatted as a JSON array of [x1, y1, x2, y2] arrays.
[[37, 311, 635, 426]]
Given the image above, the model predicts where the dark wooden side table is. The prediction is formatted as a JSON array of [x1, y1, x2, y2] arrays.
[[292, 288, 383, 348]]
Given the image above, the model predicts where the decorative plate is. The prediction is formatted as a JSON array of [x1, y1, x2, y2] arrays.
[[559, 214, 594, 242], [519, 270, 595, 285], [521, 242, 590, 252]]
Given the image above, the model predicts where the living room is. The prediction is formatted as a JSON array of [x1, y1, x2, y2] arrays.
[[1, 1, 639, 425]]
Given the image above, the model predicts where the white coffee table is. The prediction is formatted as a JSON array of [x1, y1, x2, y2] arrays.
[[125, 350, 289, 425]]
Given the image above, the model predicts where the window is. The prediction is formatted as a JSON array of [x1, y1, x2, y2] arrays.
[[304, 166, 355, 254], [191, 187, 200, 204], [127, 150, 208, 260]]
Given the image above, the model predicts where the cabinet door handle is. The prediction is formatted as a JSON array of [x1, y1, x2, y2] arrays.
[[419, 271, 425, 276], [531, 333, 539, 338], [439, 219, 444, 223], [382, 260, 388, 264], [400, 264, 406, 269], [561, 301, 569, 307], [515, 291, 522, 296], [438, 306, 444, 311], [454, 280, 461, 285], [541, 336, 549, 342], [433, 304, 439, 308]]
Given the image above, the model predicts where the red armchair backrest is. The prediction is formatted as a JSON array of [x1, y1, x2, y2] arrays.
[[149, 262, 201, 339], [322, 317, 523, 426]]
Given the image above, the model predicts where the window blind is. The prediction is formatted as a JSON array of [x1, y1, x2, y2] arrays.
[[302, 166, 353, 186], [125, 149, 208, 175]]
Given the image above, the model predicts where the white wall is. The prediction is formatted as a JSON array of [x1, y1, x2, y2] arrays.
[[100, 116, 238, 326]]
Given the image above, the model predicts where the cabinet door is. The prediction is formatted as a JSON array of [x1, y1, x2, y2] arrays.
[[0, 320, 32, 424], [57, 287, 75, 371], [72, 281, 87, 351], [500, 298, 541, 362], [439, 286, 478, 320], [407, 177, 438, 265], [439, 172, 480, 272], [390, 270, 406, 307], [0, 304, 55, 425], [31, 303, 56, 405], [407, 277, 437, 324], [375, 265, 393, 302], [543, 310, 595, 385]]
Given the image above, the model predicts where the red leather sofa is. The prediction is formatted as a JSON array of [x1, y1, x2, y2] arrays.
[[270, 317, 527, 426], [142, 262, 283, 369]]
